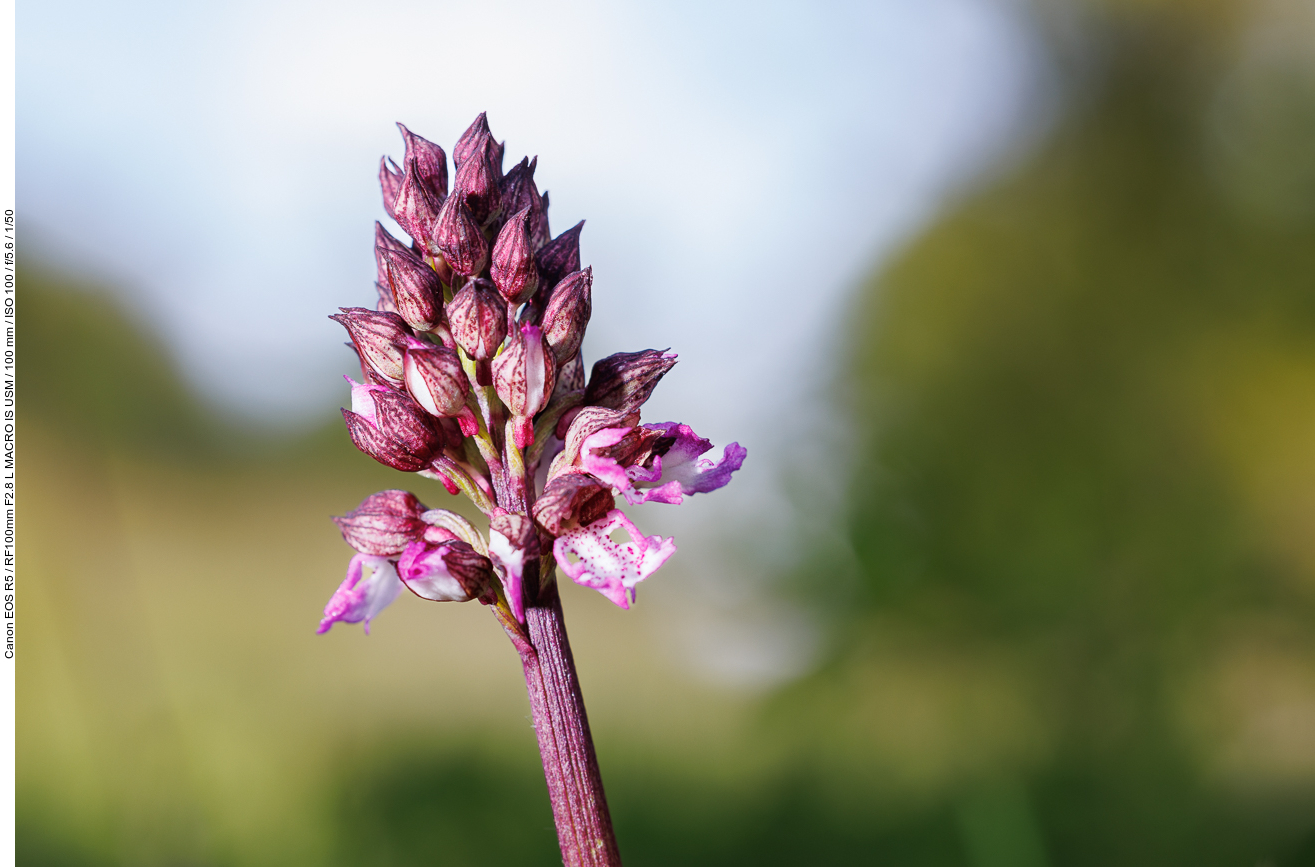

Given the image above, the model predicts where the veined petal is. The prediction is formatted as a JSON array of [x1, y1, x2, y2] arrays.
[[633, 423, 747, 504], [317, 554, 405, 635], [580, 422, 745, 505], [578, 427, 636, 491], [553, 510, 675, 609]]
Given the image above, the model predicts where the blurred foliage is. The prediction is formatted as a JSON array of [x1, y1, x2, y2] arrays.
[[20, 1, 1315, 865], [798, 0, 1315, 864]]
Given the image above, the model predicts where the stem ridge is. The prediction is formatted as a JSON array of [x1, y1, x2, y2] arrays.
[[521, 579, 622, 867]]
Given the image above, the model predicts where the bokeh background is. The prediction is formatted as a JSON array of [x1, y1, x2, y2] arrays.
[[17, 0, 1315, 864]]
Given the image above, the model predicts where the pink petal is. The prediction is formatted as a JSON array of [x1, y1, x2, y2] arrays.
[[397, 541, 474, 602], [580, 422, 745, 506], [635, 423, 746, 504], [578, 427, 635, 491], [456, 406, 480, 437], [345, 376, 387, 424], [488, 528, 527, 623], [317, 554, 405, 634], [553, 510, 676, 609]]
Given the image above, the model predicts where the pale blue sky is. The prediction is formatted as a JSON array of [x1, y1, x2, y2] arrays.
[[19, 0, 1047, 681]]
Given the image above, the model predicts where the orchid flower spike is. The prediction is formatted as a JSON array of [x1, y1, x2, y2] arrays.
[[320, 111, 745, 628], [318, 110, 747, 867]]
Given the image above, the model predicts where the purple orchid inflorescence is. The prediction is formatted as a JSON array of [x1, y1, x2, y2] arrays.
[[319, 114, 746, 636]]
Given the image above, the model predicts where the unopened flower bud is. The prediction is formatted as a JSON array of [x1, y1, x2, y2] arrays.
[[448, 279, 508, 362], [538, 190, 553, 250], [491, 208, 539, 304], [402, 340, 470, 417], [454, 112, 492, 169], [554, 350, 586, 396], [379, 156, 404, 221], [398, 540, 493, 602], [341, 380, 442, 472], [431, 194, 488, 276], [500, 157, 550, 250], [542, 267, 593, 364], [536, 221, 584, 289], [452, 131, 500, 224], [494, 324, 556, 447], [379, 246, 441, 332], [330, 307, 411, 384], [397, 123, 448, 201], [393, 156, 442, 247], [374, 221, 414, 264], [333, 490, 428, 556], [373, 224, 417, 316], [584, 349, 678, 415], [531, 472, 615, 536]]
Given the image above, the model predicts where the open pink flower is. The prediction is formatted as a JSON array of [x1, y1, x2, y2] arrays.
[[580, 422, 746, 506], [553, 510, 676, 609], [317, 554, 405, 634]]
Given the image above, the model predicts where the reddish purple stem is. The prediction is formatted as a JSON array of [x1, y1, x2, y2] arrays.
[[518, 572, 622, 867]]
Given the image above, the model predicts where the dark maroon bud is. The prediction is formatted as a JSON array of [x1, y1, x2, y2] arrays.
[[448, 279, 508, 362], [536, 190, 552, 250], [373, 224, 417, 315], [392, 156, 442, 247], [330, 307, 411, 384], [370, 387, 443, 467], [493, 324, 555, 447], [541, 267, 592, 364], [431, 194, 488, 276], [490, 207, 539, 304], [499, 157, 550, 249], [454, 112, 492, 168], [402, 340, 470, 417], [332, 489, 428, 556], [379, 156, 404, 221], [532, 472, 615, 536], [375, 221, 413, 262], [452, 131, 500, 224], [554, 351, 586, 397], [379, 246, 442, 332], [397, 123, 448, 201], [536, 220, 584, 288], [585, 349, 678, 415], [342, 408, 427, 472], [341, 387, 441, 473]]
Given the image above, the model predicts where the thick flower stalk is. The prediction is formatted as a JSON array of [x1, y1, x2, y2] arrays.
[[318, 114, 745, 866]]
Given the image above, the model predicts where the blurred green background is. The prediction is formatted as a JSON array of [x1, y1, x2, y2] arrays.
[[20, 1, 1315, 864]]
